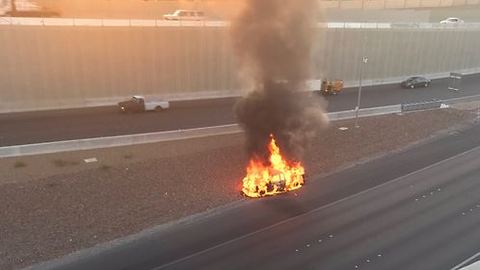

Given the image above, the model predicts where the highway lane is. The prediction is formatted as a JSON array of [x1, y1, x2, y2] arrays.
[[33, 123, 480, 270], [160, 145, 480, 270], [2, 74, 480, 147]]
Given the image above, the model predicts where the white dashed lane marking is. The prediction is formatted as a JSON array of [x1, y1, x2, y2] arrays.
[[352, 253, 383, 269], [414, 187, 443, 202], [294, 233, 335, 254], [460, 202, 480, 217]]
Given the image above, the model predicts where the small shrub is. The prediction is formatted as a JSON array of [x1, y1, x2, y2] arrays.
[[53, 159, 68, 167], [53, 159, 79, 167], [99, 164, 111, 170], [14, 161, 27, 168]]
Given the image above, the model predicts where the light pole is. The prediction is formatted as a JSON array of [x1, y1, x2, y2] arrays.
[[354, 56, 368, 128], [10, 0, 16, 13], [477, 103, 480, 122]]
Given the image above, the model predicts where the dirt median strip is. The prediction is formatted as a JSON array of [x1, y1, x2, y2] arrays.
[[0, 108, 475, 270]]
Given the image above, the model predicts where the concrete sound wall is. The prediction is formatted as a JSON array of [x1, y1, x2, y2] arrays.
[[1, 23, 480, 112], [316, 26, 480, 85], [0, 24, 240, 111]]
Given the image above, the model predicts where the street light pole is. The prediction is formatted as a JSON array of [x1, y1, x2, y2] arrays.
[[354, 56, 368, 128], [10, 0, 17, 13]]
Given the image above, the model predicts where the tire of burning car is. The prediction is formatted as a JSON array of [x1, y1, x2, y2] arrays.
[[254, 186, 265, 196]]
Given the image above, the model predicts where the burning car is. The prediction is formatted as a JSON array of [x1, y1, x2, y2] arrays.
[[234, 1, 326, 199], [241, 136, 305, 198], [242, 170, 305, 198]]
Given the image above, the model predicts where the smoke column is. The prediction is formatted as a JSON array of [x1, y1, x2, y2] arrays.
[[232, 0, 328, 163]]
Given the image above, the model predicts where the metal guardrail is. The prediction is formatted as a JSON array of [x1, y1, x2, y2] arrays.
[[319, 0, 479, 9], [401, 95, 480, 112], [442, 94, 480, 105], [401, 100, 442, 112]]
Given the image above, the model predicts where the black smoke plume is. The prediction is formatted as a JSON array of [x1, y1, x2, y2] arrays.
[[232, 0, 328, 163]]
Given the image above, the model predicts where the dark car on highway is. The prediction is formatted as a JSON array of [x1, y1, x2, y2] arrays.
[[401, 76, 431, 89]]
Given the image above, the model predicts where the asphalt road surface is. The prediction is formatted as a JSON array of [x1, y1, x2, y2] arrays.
[[2, 74, 480, 147], [35, 122, 480, 270]]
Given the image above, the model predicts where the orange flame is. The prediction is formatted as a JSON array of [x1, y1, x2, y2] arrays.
[[242, 135, 305, 198]]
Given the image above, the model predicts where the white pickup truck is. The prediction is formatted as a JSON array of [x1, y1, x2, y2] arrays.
[[163, 10, 205, 21], [118, 95, 170, 113]]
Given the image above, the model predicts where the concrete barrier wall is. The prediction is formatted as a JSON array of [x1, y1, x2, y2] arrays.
[[1, 23, 480, 112], [0, 106, 402, 158], [0, 124, 243, 157]]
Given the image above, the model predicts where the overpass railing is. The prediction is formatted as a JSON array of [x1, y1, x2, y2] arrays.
[[3, 17, 480, 29]]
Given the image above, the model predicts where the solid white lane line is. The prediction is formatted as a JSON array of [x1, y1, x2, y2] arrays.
[[451, 252, 480, 270]]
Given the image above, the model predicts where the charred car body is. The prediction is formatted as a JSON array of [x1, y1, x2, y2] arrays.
[[242, 171, 305, 198]]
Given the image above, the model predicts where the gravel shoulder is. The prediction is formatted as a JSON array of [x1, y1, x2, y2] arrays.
[[0, 108, 476, 270]]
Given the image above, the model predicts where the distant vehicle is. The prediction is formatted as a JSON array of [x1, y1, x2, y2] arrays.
[[440, 17, 464, 24], [321, 79, 344, 96], [4, 10, 60, 17], [163, 10, 205, 21], [400, 76, 431, 89], [118, 96, 170, 113], [1, 0, 60, 17]]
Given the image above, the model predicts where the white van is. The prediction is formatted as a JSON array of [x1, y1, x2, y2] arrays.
[[163, 10, 205, 21]]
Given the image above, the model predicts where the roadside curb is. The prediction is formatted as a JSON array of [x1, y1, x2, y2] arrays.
[[0, 124, 242, 158]]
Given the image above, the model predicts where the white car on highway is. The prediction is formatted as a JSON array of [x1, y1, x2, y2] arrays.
[[163, 10, 205, 21], [118, 95, 170, 113], [440, 17, 464, 24]]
